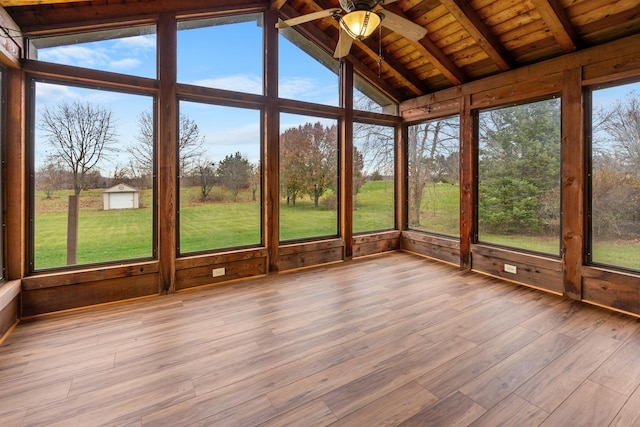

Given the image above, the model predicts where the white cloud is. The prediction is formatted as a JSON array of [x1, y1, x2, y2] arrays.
[[114, 35, 156, 50], [191, 75, 262, 94], [39, 45, 110, 68], [110, 58, 141, 70], [278, 77, 317, 99]]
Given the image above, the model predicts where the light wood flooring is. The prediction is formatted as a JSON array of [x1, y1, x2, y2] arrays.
[[2, 251, 640, 426]]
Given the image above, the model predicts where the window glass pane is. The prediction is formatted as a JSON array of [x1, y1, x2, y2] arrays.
[[408, 116, 460, 236], [354, 75, 397, 115], [278, 27, 339, 106], [33, 82, 154, 270], [178, 101, 261, 253], [478, 99, 561, 255], [178, 14, 263, 94], [280, 113, 338, 241], [353, 122, 395, 233], [591, 82, 640, 271], [28, 26, 156, 78]]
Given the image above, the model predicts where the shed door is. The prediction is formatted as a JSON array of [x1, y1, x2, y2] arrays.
[[109, 192, 133, 209]]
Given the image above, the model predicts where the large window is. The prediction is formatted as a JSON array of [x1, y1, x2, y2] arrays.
[[31, 81, 155, 271], [407, 116, 460, 236], [590, 82, 640, 271], [28, 25, 157, 78], [178, 101, 261, 254], [353, 122, 395, 233], [478, 98, 561, 255], [178, 14, 263, 94], [278, 28, 339, 107], [280, 113, 339, 241]]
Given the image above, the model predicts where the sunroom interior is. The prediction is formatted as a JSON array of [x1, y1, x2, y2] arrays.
[[0, 0, 639, 381]]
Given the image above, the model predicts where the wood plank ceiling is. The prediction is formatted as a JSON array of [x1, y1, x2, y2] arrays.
[[3, 0, 640, 103]]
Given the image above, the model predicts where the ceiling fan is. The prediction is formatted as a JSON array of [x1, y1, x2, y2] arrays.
[[275, 0, 427, 58]]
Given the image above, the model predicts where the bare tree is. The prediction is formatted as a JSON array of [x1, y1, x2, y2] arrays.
[[40, 101, 117, 196], [407, 118, 459, 227], [191, 158, 216, 202], [39, 100, 118, 264], [128, 109, 205, 184]]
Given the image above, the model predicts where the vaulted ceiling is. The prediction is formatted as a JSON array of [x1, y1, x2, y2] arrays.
[[3, 0, 640, 103]]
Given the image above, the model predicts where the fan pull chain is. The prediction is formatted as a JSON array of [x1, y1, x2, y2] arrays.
[[377, 24, 383, 78]]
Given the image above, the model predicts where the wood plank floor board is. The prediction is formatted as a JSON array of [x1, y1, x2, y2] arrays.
[[514, 332, 623, 413], [417, 325, 540, 398], [610, 383, 640, 426], [458, 330, 578, 409], [265, 332, 432, 413], [540, 380, 627, 426], [329, 381, 438, 427], [398, 390, 487, 427], [67, 340, 263, 398], [321, 334, 476, 418], [590, 328, 640, 396], [469, 394, 549, 426], [256, 399, 337, 427], [2, 251, 640, 426]]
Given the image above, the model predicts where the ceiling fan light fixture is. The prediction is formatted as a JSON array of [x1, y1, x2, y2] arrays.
[[339, 10, 381, 40]]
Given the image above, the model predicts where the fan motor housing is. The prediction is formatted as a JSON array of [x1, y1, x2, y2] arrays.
[[339, 0, 382, 12]]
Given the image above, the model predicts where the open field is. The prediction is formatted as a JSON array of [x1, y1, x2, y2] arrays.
[[31, 181, 638, 271]]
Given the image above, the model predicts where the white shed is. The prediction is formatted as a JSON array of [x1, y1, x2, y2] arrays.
[[102, 183, 140, 210]]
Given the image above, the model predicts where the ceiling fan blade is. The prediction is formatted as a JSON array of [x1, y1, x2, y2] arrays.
[[275, 8, 341, 29], [334, 30, 354, 58], [379, 10, 427, 41]]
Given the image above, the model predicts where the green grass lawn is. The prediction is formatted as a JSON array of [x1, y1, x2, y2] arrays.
[[32, 182, 639, 272]]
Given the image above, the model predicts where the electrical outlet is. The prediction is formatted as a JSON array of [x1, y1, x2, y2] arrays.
[[212, 267, 225, 277], [504, 264, 517, 274]]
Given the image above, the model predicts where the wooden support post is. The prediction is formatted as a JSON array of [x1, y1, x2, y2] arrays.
[[5, 67, 25, 279], [264, 8, 280, 273], [561, 67, 585, 300], [340, 59, 353, 260], [395, 124, 407, 233], [157, 13, 177, 294], [459, 94, 476, 270], [66, 195, 78, 265]]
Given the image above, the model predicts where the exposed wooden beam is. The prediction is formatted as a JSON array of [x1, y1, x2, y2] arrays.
[[7, 0, 266, 33], [439, 0, 514, 71], [530, 0, 580, 52], [270, 0, 287, 11], [382, 3, 467, 86], [0, 0, 76, 5]]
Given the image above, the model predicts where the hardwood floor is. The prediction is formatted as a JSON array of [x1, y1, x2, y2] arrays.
[[1, 251, 640, 426]]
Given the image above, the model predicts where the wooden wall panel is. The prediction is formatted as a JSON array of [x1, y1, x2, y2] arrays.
[[0, 294, 18, 341], [471, 244, 563, 294], [175, 249, 268, 290], [402, 231, 460, 265], [278, 239, 345, 271], [353, 231, 401, 258], [582, 267, 640, 316], [0, 280, 20, 340], [22, 274, 158, 317]]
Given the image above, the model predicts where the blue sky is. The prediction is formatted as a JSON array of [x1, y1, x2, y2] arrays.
[[31, 14, 640, 175], [34, 15, 341, 174]]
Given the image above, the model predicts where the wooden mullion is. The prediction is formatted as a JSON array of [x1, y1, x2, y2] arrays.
[[395, 123, 406, 233], [5, 67, 25, 279], [561, 66, 585, 300], [264, 8, 279, 273], [340, 60, 353, 260], [157, 12, 177, 294], [459, 94, 475, 270]]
